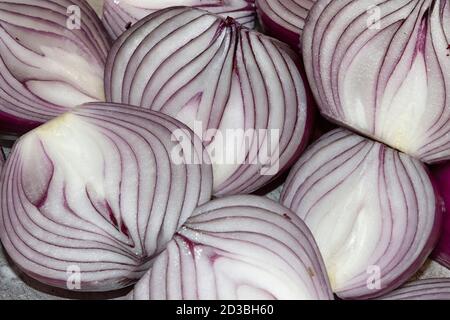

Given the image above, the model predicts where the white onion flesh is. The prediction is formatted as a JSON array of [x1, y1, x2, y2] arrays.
[[0, 0, 111, 135], [103, 0, 257, 40], [105, 7, 312, 196], [129, 195, 333, 300], [281, 128, 441, 299], [0, 102, 213, 291], [303, 0, 450, 163]]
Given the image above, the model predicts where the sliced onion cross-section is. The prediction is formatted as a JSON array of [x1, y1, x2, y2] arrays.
[[130, 195, 333, 300], [0, 0, 111, 136], [106, 7, 312, 196], [0, 102, 213, 291], [281, 129, 441, 299], [303, 0, 450, 163]]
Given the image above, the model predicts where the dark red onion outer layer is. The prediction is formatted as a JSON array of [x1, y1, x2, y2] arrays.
[[256, 0, 316, 49], [0, 0, 111, 137], [302, 0, 450, 163], [105, 6, 312, 196], [281, 128, 441, 299], [431, 162, 450, 269], [0, 148, 4, 168], [103, 0, 257, 40], [129, 195, 333, 300], [380, 278, 450, 300], [0, 102, 213, 291]]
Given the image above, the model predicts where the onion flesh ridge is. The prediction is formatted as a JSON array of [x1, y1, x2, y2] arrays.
[[380, 278, 450, 300]]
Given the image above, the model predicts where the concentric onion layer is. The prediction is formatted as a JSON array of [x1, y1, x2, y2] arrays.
[[281, 129, 441, 299], [380, 279, 450, 300], [256, 0, 316, 48], [105, 6, 312, 196], [129, 195, 333, 300], [303, 0, 450, 163], [0, 0, 111, 135], [430, 161, 450, 269], [103, 0, 257, 40], [0, 102, 213, 291]]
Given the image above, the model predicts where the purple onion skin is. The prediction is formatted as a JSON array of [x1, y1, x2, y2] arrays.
[[0, 102, 213, 292], [105, 7, 313, 197], [129, 195, 334, 300], [431, 162, 450, 269], [281, 128, 441, 299], [257, 7, 301, 49], [0, 111, 41, 137], [256, 0, 316, 49], [379, 278, 450, 300], [0, 0, 111, 137]]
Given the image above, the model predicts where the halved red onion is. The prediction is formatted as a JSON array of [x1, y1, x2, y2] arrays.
[[281, 128, 441, 299], [430, 162, 450, 269], [129, 195, 333, 300], [103, 0, 257, 40], [303, 0, 450, 163], [380, 278, 450, 300], [105, 6, 312, 196], [0, 0, 111, 136], [256, 0, 316, 48], [0, 102, 213, 291]]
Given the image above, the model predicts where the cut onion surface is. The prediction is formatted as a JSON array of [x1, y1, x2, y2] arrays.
[[129, 195, 333, 300], [0, 102, 213, 291], [281, 128, 441, 299], [105, 6, 312, 196], [0, 0, 111, 137], [303, 0, 450, 163], [0, 0, 110, 134]]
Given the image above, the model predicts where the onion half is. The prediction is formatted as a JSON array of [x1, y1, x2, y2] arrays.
[[103, 0, 257, 40], [0, 102, 213, 291], [380, 278, 450, 300], [256, 0, 316, 48], [303, 0, 450, 163], [281, 129, 441, 299], [105, 6, 312, 196], [129, 195, 333, 300], [430, 162, 450, 269], [0, 0, 111, 136]]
